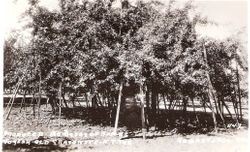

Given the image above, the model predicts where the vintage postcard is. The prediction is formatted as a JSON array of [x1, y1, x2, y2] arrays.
[[1, 0, 248, 152]]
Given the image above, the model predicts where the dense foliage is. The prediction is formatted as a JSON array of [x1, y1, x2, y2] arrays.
[[4, 0, 247, 128]]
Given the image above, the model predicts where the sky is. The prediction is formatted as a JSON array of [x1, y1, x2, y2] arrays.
[[3, 0, 248, 40], [194, 0, 247, 39]]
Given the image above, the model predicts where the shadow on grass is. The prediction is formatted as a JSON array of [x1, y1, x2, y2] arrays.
[[59, 106, 248, 135], [2, 105, 248, 151], [2, 136, 74, 152], [121, 134, 166, 140], [2, 143, 68, 152]]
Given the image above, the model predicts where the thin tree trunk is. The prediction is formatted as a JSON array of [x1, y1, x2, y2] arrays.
[[203, 43, 217, 132], [92, 95, 99, 108], [5, 77, 23, 113], [46, 97, 49, 108], [205, 101, 212, 111], [233, 86, 239, 119], [203, 101, 207, 113], [62, 94, 68, 108], [221, 100, 225, 116], [72, 96, 76, 107], [214, 94, 226, 128], [48, 97, 56, 114], [89, 85, 97, 108], [171, 100, 178, 110], [182, 96, 188, 130], [145, 84, 150, 131], [146, 86, 150, 109], [214, 96, 219, 116], [140, 83, 146, 140], [107, 91, 113, 125], [37, 69, 42, 119], [59, 83, 62, 127], [183, 97, 187, 112], [156, 93, 160, 114], [101, 93, 106, 107], [208, 94, 218, 132], [191, 97, 200, 125], [20, 91, 27, 113], [5, 79, 25, 120], [229, 85, 239, 121], [168, 95, 173, 110], [151, 86, 157, 126], [114, 81, 123, 133], [222, 100, 238, 124], [236, 64, 242, 121], [32, 94, 36, 118], [84, 93, 89, 108], [217, 97, 223, 117], [162, 93, 167, 111], [97, 93, 104, 107]]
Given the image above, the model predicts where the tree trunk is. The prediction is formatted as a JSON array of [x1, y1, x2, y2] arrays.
[[114, 81, 123, 133], [215, 94, 226, 128], [168, 95, 173, 110], [203, 43, 217, 132], [228, 85, 239, 122], [156, 93, 160, 114], [222, 100, 238, 124], [236, 64, 242, 121], [162, 93, 167, 111], [217, 96, 223, 117], [214, 96, 219, 116], [84, 93, 89, 108], [146, 86, 150, 109], [171, 100, 178, 110], [62, 94, 68, 108], [182, 96, 188, 130], [92, 95, 99, 108], [48, 97, 56, 114], [183, 97, 187, 112], [140, 83, 146, 140], [32, 94, 36, 118], [59, 83, 62, 127], [37, 69, 42, 119], [208, 93, 218, 132], [97, 93, 104, 107], [145, 84, 150, 131], [107, 91, 114, 126], [233, 86, 239, 119], [191, 97, 200, 126], [151, 85, 157, 126], [72, 96, 76, 107], [20, 91, 27, 113], [46, 97, 49, 108], [5, 77, 23, 119]]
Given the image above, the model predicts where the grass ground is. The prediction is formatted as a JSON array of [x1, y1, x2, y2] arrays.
[[3, 102, 248, 152]]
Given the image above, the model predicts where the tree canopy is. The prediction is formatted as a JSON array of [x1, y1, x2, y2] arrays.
[[4, 0, 247, 115]]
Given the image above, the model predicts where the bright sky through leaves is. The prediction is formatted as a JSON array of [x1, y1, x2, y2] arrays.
[[4, 0, 247, 40]]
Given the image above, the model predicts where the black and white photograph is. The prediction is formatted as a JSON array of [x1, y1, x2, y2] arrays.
[[1, 0, 248, 151]]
